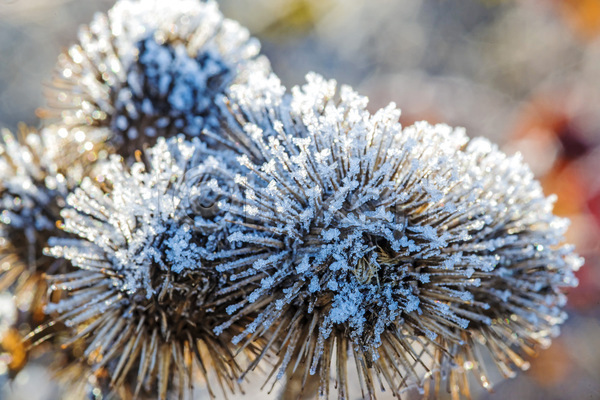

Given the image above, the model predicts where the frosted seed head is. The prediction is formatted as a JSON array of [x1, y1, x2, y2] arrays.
[[215, 73, 581, 399], [44, 136, 246, 398], [43, 0, 271, 158]]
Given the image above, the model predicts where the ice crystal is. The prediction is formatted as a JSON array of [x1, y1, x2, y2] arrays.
[[43, 0, 270, 158], [213, 73, 582, 399], [44, 136, 249, 399]]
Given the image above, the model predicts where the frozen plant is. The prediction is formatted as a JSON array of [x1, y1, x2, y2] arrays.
[[0, 1, 583, 398], [0, 126, 64, 298], [0, 124, 106, 375], [44, 137, 250, 399], [214, 73, 582, 399], [1, 0, 274, 388], [43, 0, 270, 158]]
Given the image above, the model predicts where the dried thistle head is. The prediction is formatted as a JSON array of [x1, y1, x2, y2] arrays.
[[0, 124, 108, 375], [44, 136, 253, 399], [43, 0, 270, 158], [0, 125, 68, 375], [214, 73, 581, 399], [0, 125, 66, 275]]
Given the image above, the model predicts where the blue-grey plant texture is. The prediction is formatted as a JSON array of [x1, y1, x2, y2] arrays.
[[0, 1, 583, 399]]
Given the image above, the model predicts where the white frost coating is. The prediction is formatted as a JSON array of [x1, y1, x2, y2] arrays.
[[46, 136, 233, 299], [215, 72, 582, 396], [105, 0, 258, 67], [214, 70, 292, 161]]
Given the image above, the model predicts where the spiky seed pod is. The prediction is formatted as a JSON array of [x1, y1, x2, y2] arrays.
[[44, 136, 253, 399], [0, 125, 68, 375], [214, 73, 581, 399], [0, 126, 66, 285], [42, 0, 270, 158], [0, 124, 107, 375]]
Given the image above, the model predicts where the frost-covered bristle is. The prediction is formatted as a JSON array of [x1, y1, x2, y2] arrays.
[[43, 0, 270, 158], [214, 73, 582, 399], [43, 136, 252, 399], [219, 71, 292, 148]]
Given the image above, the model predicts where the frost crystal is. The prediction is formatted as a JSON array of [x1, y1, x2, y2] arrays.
[[44, 0, 270, 157], [214, 73, 582, 399], [44, 137, 248, 399]]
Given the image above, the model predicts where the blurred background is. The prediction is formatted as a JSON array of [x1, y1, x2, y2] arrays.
[[1, 0, 599, 399]]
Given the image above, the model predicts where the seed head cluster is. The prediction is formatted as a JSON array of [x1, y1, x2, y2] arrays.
[[0, 0, 582, 399]]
